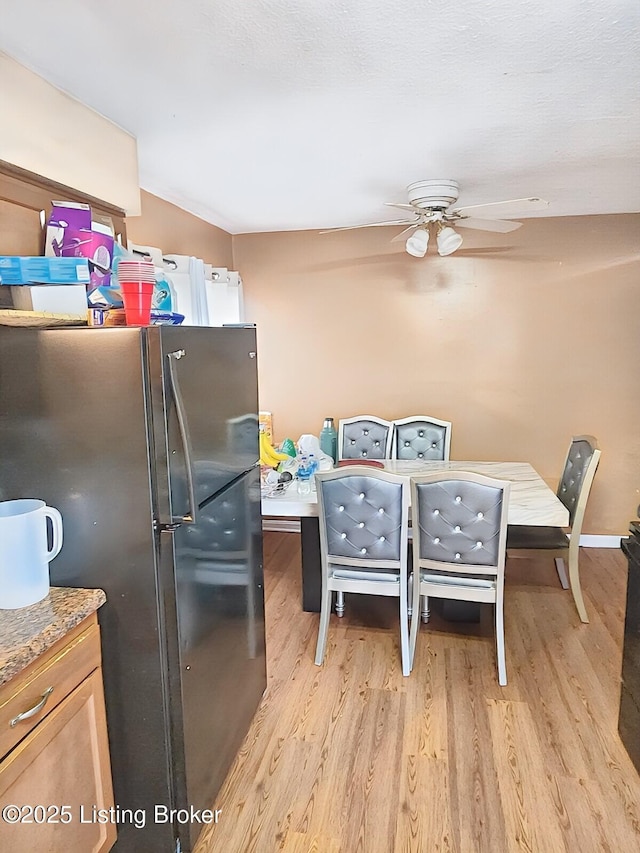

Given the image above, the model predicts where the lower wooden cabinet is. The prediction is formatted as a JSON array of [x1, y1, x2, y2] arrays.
[[0, 615, 116, 852]]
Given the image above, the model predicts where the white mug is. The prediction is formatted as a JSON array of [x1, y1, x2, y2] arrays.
[[0, 499, 63, 609]]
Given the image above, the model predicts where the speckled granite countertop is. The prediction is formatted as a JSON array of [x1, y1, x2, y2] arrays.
[[0, 587, 106, 688]]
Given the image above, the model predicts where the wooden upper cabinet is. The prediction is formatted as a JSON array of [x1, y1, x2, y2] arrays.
[[0, 159, 128, 307], [0, 159, 127, 246]]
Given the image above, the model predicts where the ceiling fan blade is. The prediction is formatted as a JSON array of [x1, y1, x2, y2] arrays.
[[390, 224, 420, 243], [454, 217, 523, 233], [384, 202, 418, 212], [319, 218, 416, 234], [449, 197, 549, 219]]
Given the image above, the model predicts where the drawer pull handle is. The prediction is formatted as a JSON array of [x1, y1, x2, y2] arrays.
[[10, 686, 54, 727]]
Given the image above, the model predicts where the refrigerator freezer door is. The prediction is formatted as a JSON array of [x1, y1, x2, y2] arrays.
[[147, 325, 260, 526], [170, 464, 266, 849]]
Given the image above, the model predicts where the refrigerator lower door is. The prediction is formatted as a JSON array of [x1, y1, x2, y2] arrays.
[[170, 465, 266, 851]]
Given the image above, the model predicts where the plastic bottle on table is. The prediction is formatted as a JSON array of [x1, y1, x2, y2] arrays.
[[297, 454, 313, 496], [319, 417, 338, 464], [308, 453, 318, 491]]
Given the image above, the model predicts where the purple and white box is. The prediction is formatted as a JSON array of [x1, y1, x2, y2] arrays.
[[45, 202, 114, 290]]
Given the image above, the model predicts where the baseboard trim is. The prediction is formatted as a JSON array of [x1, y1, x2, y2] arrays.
[[578, 534, 622, 548], [262, 518, 301, 533], [261, 520, 623, 547]]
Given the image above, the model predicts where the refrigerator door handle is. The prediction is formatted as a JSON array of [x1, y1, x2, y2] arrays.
[[166, 349, 198, 524]]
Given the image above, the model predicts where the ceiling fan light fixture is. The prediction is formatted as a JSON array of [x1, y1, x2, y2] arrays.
[[436, 225, 463, 256], [406, 227, 429, 257]]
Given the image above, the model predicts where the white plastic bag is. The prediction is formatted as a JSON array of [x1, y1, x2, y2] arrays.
[[297, 434, 334, 470]]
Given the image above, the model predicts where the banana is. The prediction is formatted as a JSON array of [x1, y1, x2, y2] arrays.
[[260, 431, 289, 463], [260, 432, 285, 467], [270, 446, 290, 461], [260, 450, 274, 467], [260, 439, 276, 467], [259, 433, 272, 466], [259, 431, 273, 460]]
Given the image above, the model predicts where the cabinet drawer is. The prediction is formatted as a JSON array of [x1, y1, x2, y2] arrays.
[[0, 621, 101, 758], [0, 667, 116, 853]]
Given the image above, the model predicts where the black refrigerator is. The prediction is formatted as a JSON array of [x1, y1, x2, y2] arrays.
[[0, 324, 267, 852], [619, 519, 640, 774]]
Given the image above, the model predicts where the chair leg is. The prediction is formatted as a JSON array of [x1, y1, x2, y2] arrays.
[[554, 557, 570, 590], [567, 538, 589, 623], [495, 590, 507, 686], [399, 583, 411, 676], [421, 595, 430, 623], [315, 586, 333, 665], [409, 573, 422, 668], [335, 590, 345, 617]]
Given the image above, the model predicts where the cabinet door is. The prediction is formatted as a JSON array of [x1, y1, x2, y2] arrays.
[[0, 668, 116, 853]]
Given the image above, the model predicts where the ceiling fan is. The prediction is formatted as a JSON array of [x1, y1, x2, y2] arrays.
[[321, 180, 549, 257]]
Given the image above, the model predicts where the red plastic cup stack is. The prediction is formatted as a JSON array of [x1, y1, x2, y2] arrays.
[[117, 260, 155, 325]]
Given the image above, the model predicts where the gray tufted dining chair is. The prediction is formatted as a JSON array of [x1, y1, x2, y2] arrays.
[[409, 471, 510, 685], [390, 416, 452, 461], [338, 415, 392, 460], [506, 435, 601, 623], [314, 467, 412, 676]]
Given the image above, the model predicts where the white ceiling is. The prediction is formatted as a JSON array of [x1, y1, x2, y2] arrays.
[[1, 0, 639, 234]]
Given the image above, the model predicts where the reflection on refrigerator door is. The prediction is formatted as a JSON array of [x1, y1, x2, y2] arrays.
[[176, 467, 262, 656], [172, 464, 265, 829]]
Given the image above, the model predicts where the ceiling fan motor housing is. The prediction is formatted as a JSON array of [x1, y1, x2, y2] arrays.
[[407, 179, 459, 210]]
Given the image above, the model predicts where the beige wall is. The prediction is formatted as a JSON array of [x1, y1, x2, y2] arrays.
[[0, 52, 140, 214], [234, 214, 640, 535], [127, 190, 233, 267]]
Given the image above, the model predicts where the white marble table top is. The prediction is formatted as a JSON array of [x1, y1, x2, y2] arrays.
[[261, 460, 569, 527]]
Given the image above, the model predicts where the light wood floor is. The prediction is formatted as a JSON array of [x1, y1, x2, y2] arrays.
[[195, 533, 640, 853]]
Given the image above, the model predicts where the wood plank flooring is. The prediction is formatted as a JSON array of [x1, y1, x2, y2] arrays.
[[194, 533, 640, 853]]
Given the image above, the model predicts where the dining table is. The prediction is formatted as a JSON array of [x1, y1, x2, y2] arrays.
[[261, 460, 569, 614]]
